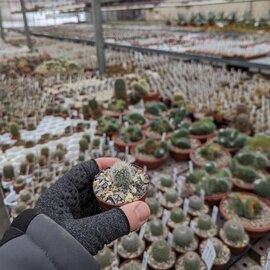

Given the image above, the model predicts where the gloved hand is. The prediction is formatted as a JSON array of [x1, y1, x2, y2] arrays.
[[36, 158, 150, 255]]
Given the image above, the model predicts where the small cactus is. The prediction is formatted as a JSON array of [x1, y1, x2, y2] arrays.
[[40, 147, 50, 159], [19, 190, 32, 203], [9, 122, 20, 138], [223, 220, 245, 243], [254, 177, 270, 199], [150, 218, 164, 236], [114, 78, 127, 100], [95, 247, 113, 269], [15, 178, 25, 186], [125, 112, 146, 126], [3, 164, 15, 179], [110, 161, 133, 189], [235, 113, 251, 133], [89, 99, 102, 118], [149, 117, 173, 135], [190, 118, 216, 136], [79, 138, 89, 152], [108, 99, 126, 113], [151, 240, 170, 263], [183, 251, 201, 270], [20, 161, 28, 175], [54, 149, 64, 162], [170, 208, 185, 223], [147, 186, 156, 198], [189, 195, 203, 211], [173, 225, 194, 247], [160, 177, 173, 188], [122, 233, 140, 253], [14, 202, 27, 215], [197, 214, 213, 230], [38, 155, 47, 167], [132, 81, 149, 96], [26, 153, 35, 163], [146, 198, 160, 215], [165, 190, 178, 203]]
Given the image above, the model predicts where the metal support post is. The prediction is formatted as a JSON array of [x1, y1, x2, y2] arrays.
[[20, 0, 33, 51], [92, 0, 106, 76], [0, 7, 5, 41]]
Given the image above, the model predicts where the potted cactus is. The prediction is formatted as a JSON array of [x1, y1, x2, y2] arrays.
[[19, 190, 34, 207], [157, 175, 175, 192], [161, 189, 183, 209], [134, 139, 169, 170], [188, 195, 209, 217], [147, 240, 176, 270], [79, 138, 89, 153], [168, 207, 190, 230], [40, 147, 50, 159], [12, 202, 28, 217], [213, 128, 247, 155], [219, 220, 249, 254], [20, 161, 28, 175], [53, 149, 65, 163], [229, 150, 268, 191], [145, 102, 167, 119], [193, 214, 218, 239], [124, 112, 148, 128], [189, 118, 216, 143], [114, 78, 127, 101], [97, 115, 121, 137], [175, 251, 206, 270], [199, 237, 231, 270], [89, 99, 102, 120], [254, 176, 270, 200], [146, 117, 173, 140], [147, 184, 156, 198], [146, 197, 163, 219], [190, 142, 231, 168], [186, 163, 232, 204], [172, 225, 199, 254], [104, 98, 127, 118], [93, 161, 149, 211], [95, 247, 119, 269], [132, 80, 160, 102], [13, 177, 26, 193], [26, 153, 35, 164], [120, 260, 142, 270], [220, 192, 270, 238], [144, 218, 169, 243], [117, 232, 145, 260], [113, 125, 144, 153], [169, 107, 187, 127], [169, 128, 201, 161], [9, 122, 20, 140]]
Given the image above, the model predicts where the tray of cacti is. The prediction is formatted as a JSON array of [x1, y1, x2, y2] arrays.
[[185, 163, 232, 204], [229, 150, 268, 191], [103, 98, 128, 118], [147, 239, 176, 270], [146, 117, 173, 140], [97, 115, 121, 137], [213, 128, 247, 155], [220, 192, 270, 238], [175, 251, 207, 270], [144, 102, 167, 120], [193, 214, 218, 240], [169, 128, 201, 161], [113, 125, 145, 153], [133, 139, 169, 170], [124, 112, 148, 129], [93, 161, 150, 211], [199, 237, 231, 270], [167, 207, 190, 230], [132, 80, 160, 102], [190, 142, 231, 168], [144, 218, 169, 243], [189, 118, 216, 143], [95, 246, 119, 269]]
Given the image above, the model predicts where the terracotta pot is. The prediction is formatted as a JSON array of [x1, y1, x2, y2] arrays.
[[190, 132, 216, 143], [231, 178, 254, 192], [219, 192, 270, 238], [113, 135, 145, 153], [142, 91, 160, 102]]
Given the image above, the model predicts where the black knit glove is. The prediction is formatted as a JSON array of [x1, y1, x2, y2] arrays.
[[36, 159, 130, 255]]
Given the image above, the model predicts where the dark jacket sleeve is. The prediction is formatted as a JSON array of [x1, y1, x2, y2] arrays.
[[0, 209, 100, 270]]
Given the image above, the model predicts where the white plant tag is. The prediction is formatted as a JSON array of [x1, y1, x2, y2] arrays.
[[169, 118, 174, 125], [202, 239, 216, 270], [143, 165, 147, 173], [161, 132, 166, 141], [113, 239, 118, 256], [162, 209, 170, 226], [173, 168, 178, 182], [119, 114, 122, 123], [125, 146, 129, 156], [167, 232, 173, 246], [211, 206, 219, 224], [139, 223, 146, 240], [189, 161, 194, 173], [200, 189, 205, 203], [190, 220, 196, 232], [124, 121, 129, 128], [177, 181, 182, 196], [265, 251, 270, 270], [142, 251, 149, 270], [183, 198, 189, 216]]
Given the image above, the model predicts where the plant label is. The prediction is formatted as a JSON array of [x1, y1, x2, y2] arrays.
[[139, 223, 146, 240], [161, 132, 166, 141], [169, 118, 174, 125], [157, 192, 163, 204], [167, 232, 173, 246], [177, 181, 182, 196], [143, 165, 147, 173], [124, 121, 129, 128], [142, 251, 149, 270], [119, 114, 122, 123], [113, 239, 118, 256], [183, 198, 189, 216], [265, 251, 270, 270], [211, 206, 219, 224], [189, 161, 194, 173], [190, 220, 196, 232], [202, 239, 216, 270], [200, 189, 205, 203], [172, 167, 178, 182], [162, 209, 170, 226]]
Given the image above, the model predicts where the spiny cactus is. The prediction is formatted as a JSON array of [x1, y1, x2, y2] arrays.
[[235, 113, 251, 133], [170, 107, 186, 125], [38, 156, 47, 167], [189, 118, 216, 135], [151, 240, 170, 263], [173, 225, 194, 247], [98, 116, 121, 134], [150, 117, 173, 135], [254, 177, 270, 199], [197, 214, 213, 230], [54, 149, 64, 162], [165, 190, 178, 203], [9, 122, 20, 138], [132, 80, 149, 96], [125, 112, 146, 126], [172, 93, 186, 107], [223, 220, 245, 242], [199, 143, 223, 161], [114, 78, 127, 100], [150, 219, 164, 236], [160, 177, 173, 188], [246, 134, 270, 155], [14, 202, 27, 215], [146, 198, 160, 215], [189, 195, 203, 211], [15, 178, 25, 186], [122, 233, 140, 253], [211, 238, 222, 257], [20, 161, 28, 175], [138, 139, 169, 159], [40, 147, 50, 159], [110, 161, 132, 189], [3, 164, 15, 179], [171, 208, 185, 223], [79, 138, 89, 152], [120, 125, 143, 143], [26, 153, 35, 163], [122, 261, 141, 270], [183, 251, 201, 270], [145, 102, 167, 116], [19, 190, 32, 203], [95, 247, 113, 269], [108, 98, 126, 113]]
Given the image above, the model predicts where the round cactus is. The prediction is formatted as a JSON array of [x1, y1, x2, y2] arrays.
[[170, 208, 185, 223], [79, 138, 89, 152], [14, 202, 27, 215], [147, 198, 160, 215], [110, 161, 133, 189], [54, 149, 64, 161], [19, 190, 32, 203], [160, 177, 173, 188], [38, 155, 47, 167], [15, 178, 25, 186], [9, 122, 20, 137], [211, 238, 222, 257], [165, 190, 178, 203], [183, 251, 201, 270], [197, 214, 213, 230], [223, 220, 245, 242], [150, 219, 164, 236], [122, 233, 140, 253], [147, 186, 156, 198], [26, 153, 35, 163], [189, 195, 203, 211], [95, 247, 113, 269], [173, 225, 194, 247], [3, 164, 15, 179], [40, 147, 50, 159], [151, 240, 170, 263]]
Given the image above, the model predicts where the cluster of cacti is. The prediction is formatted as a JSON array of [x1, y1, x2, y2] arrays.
[[125, 112, 146, 126], [95, 247, 113, 269], [232, 194, 261, 219], [149, 117, 173, 135], [151, 240, 170, 263], [9, 122, 20, 138], [150, 218, 164, 236], [3, 164, 15, 179], [98, 116, 121, 134], [122, 233, 140, 253], [114, 78, 127, 100], [254, 176, 270, 199], [223, 220, 245, 243], [145, 102, 167, 116], [173, 225, 194, 247], [189, 118, 216, 135], [79, 138, 89, 152], [108, 98, 126, 112], [137, 139, 169, 158], [199, 143, 224, 161], [170, 208, 185, 223], [182, 251, 201, 270], [132, 80, 150, 96], [214, 128, 247, 149], [169, 107, 186, 125], [170, 128, 191, 149], [88, 99, 102, 118], [120, 125, 143, 143], [110, 161, 133, 189]]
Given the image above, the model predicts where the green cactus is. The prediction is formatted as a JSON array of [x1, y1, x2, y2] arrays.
[[223, 220, 245, 242], [235, 113, 251, 133], [120, 125, 143, 143], [190, 118, 216, 135], [150, 219, 164, 236], [172, 93, 185, 107], [246, 134, 270, 154], [20, 161, 28, 175], [211, 238, 222, 257], [160, 177, 173, 188], [147, 186, 156, 198], [108, 98, 126, 113], [9, 122, 20, 138], [145, 102, 167, 116], [15, 203, 27, 215], [189, 195, 203, 211], [183, 252, 201, 270], [114, 78, 127, 100], [132, 81, 149, 96], [122, 261, 141, 270], [170, 208, 185, 223], [122, 233, 140, 253], [125, 112, 146, 126], [186, 169, 207, 184], [110, 161, 133, 189], [98, 116, 121, 134], [40, 147, 49, 159], [40, 183, 48, 193], [169, 107, 186, 125], [151, 240, 170, 263], [199, 143, 223, 161], [79, 138, 89, 152], [197, 214, 213, 230], [38, 155, 47, 167], [173, 225, 194, 247], [15, 178, 25, 185], [149, 117, 173, 135], [146, 198, 160, 215], [3, 164, 15, 179], [95, 247, 113, 269], [165, 190, 178, 203], [89, 99, 102, 118], [138, 139, 169, 159], [214, 128, 247, 148], [254, 177, 270, 199], [78, 154, 85, 162], [19, 190, 32, 203]]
